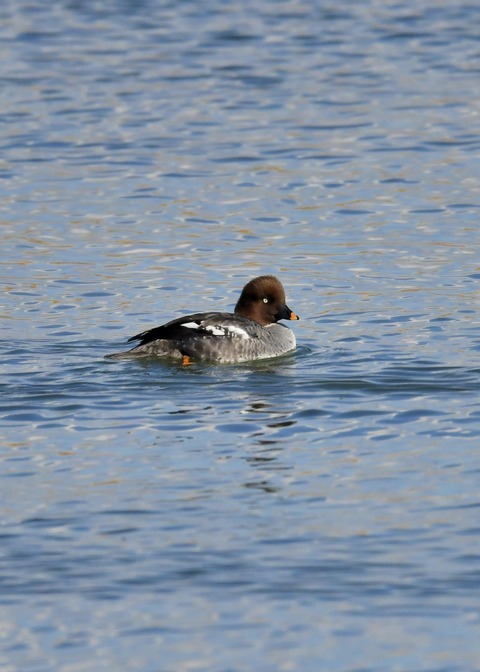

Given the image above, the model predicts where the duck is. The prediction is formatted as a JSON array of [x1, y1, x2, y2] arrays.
[[106, 275, 299, 364]]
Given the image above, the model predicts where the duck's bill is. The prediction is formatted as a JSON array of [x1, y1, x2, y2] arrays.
[[277, 304, 299, 321]]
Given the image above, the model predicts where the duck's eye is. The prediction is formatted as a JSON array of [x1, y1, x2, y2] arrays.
[[262, 297, 269, 303]]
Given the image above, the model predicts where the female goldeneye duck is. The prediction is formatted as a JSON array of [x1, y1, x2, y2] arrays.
[[106, 275, 299, 364]]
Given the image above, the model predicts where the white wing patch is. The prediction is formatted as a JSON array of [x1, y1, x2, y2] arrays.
[[181, 321, 201, 329], [205, 325, 226, 336], [181, 320, 250, 339], [224, 325, 249, 340]]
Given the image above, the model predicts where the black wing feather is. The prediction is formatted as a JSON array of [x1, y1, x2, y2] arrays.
[[127, 312, 237, 347]]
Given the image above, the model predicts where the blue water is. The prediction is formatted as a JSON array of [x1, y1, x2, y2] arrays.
[[2, 1, 480, 670]]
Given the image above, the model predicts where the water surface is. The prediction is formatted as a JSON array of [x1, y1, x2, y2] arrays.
[[2, 1, 480, 670]]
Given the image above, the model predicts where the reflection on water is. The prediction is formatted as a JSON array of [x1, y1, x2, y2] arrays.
[[2, 0, 480, 670]]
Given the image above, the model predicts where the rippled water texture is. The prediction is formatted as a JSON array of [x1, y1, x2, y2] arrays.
[[2, 1, 480, 670]]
